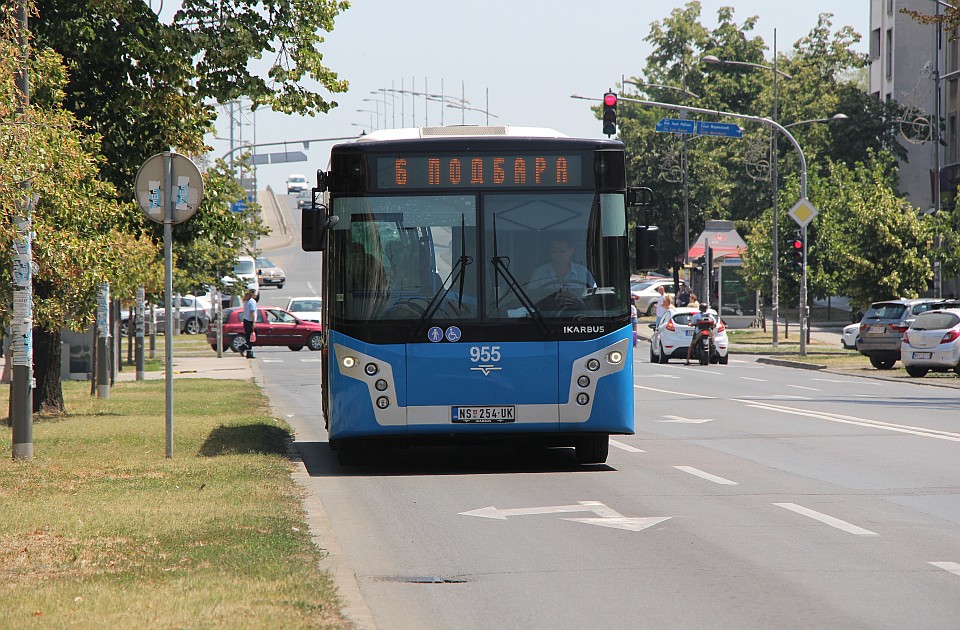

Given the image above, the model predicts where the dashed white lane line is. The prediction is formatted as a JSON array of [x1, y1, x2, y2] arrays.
[[773, 502, 879, 536], [741, 376, 767, 382], [930, 561, 960, 577], [261, 359, 284, 363], [610, 439, 645, 453], [675, 466, 738, 485], [786, 384, 819, 391]]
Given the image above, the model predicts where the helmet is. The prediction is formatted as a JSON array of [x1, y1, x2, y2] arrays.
[[699, 303, 708, 312]]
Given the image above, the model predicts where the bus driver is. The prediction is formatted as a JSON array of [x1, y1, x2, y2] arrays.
[[529, 238, 596, 293]]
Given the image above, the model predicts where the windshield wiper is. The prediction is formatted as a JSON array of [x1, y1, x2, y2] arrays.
[[490, 214, 549, 335], [414, 214, 474, 336]]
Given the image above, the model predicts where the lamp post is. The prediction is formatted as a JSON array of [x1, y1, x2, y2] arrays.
[[703, 34, 793, 347], [624, 79, 700, 268]]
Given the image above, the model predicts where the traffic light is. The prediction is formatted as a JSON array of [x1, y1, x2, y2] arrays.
[[788, 236, 803, 273], [635, 225, 659, 270], [602, 91, 617, 136]]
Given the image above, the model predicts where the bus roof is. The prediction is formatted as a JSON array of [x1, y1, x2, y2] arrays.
[[355, 125, 571, 142]]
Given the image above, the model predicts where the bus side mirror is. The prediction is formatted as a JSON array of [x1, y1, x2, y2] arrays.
[[635, 225, 659, 271], [302, 203, 338, 252]]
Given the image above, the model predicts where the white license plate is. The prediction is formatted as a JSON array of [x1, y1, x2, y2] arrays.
[[452, 406, 516, 423], [685, 329, 693, 336], [869, 325, 886, 334], [912, 352, 932, 360]]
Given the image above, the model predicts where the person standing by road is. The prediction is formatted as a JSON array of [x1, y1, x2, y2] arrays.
[[654, 285, 671, 326], [242, 287, 258, 359], [676, 284, 691, 308]]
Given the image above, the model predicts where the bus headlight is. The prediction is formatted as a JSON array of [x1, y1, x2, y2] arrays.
[[375, 379, 388, 391], [342, 356, 357, 369], [376, 396, 390, 409], [576, 393, 590, 405], [586, 358, 600, 372], [607, 351, 623, 364], [364, 362, 379, 376], [577, 375, 590, 388]]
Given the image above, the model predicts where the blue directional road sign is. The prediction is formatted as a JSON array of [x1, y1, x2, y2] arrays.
[[696, 121, 743, 138], [655, 118, 697, 134]]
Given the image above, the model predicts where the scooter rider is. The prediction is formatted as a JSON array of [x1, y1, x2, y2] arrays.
[[686, 302, 716, 365]]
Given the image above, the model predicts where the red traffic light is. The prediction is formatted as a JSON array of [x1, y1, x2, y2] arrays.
[[603, 92, 617, 107], [790, 239, 803, 250]]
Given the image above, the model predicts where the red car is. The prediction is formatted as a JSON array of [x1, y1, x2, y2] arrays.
[[206, 306, 323, 353]]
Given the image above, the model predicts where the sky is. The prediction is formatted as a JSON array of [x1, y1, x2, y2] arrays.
[[197, 1, 871, 193]]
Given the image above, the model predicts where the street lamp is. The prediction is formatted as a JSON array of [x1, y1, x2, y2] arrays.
[[784, 113, 849, 129], [703, 35, 792, 347], [624, 79, 699, 267]]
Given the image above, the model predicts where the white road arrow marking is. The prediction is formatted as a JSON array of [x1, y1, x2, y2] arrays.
[[930, 561, 960, 577], [460, 501, 670, 532], [562, 517, 671, 531], [659, 415, 713, 423]]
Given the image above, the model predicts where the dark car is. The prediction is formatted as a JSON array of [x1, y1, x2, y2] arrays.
[[856, 298, 944, 369], [206, 306, 323, 353]]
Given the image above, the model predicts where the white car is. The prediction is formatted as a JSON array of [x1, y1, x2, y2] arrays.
[[900, 308, 960, 378], [648, 306, 729, 364], [286, 173, 308, 194], [631, 278, 684, 316], [223, 255, 259, 292], [842, 322, 860, 349], [284, 296, 323, 323]]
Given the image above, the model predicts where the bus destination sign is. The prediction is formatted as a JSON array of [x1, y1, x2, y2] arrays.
[[377, 154, 583, 190]]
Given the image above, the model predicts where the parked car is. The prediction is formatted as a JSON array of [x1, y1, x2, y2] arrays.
[[648, 306, 729, 364], [256, 257, 286, 289], [631, 278, 684, 316], [286, 173, 308, 194], [284, 296, 322, 323], [900, 308, 960, 378], [121, 294, 212, 336], [857, 298, 944, 369], [207, 306, 324, 353], [841, 321, 860, 349]]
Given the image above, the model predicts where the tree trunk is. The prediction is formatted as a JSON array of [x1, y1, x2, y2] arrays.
[[33, 327, 65, 415]]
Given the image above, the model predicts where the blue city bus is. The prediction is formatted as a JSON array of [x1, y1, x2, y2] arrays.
[[302, 126, 649, 465]]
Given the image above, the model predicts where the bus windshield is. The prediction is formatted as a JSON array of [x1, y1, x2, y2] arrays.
[[329, 191, 627, 324]]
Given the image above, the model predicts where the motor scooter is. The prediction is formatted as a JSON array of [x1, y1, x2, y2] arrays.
[[692, 319, 715, 366]]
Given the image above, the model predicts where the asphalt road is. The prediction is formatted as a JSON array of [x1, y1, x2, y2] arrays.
[[250, 193, 960, 629]]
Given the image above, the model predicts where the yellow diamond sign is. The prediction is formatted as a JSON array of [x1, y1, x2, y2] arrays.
[[788, 198, 819, 227]]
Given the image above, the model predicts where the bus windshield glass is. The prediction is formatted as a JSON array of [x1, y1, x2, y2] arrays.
[[329, 191, 627, 324]]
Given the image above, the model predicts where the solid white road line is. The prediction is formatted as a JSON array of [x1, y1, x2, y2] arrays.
[[773, 502, 879, 536], [610, 439, 646, 453], [929, 561, 960, 576], [675, 466, 738, 485]]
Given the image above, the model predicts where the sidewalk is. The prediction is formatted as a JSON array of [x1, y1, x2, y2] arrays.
[[114, 354, 254, 382]]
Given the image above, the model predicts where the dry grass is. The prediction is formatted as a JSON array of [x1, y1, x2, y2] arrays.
[[0, 377, 349, 629]]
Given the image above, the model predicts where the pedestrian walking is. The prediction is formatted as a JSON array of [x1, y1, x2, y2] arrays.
[[242, 287, 258, 359]]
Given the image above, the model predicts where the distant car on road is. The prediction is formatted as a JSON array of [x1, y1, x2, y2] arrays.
[[648, 306, 729, 364], [207, 306, 323, 353], [900, 308, 960, 377], [841, 322, 860, 349], [284, 296, 322, 323], [631, 278, 683, 316], [857, 298, 943, 369], [296, 190, 312, 210], [286, 173, 308, 194], [256, 256, 286, 289]]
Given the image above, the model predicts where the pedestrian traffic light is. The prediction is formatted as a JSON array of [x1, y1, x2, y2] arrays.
[[788, 236, 803, 273], [602, 91, 617, 136]]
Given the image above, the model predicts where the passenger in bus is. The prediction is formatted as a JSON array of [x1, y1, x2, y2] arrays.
[[347, 242, 386, 291], [528, 238, 596, 293]]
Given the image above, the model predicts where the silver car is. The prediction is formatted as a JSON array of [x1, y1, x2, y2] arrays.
[[857, 298, 944, 369], [900, 308, 960, 378]]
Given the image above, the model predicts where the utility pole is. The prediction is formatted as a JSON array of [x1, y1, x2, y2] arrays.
[[11, 2, 35, 460]]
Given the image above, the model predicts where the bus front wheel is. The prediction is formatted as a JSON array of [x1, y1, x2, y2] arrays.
[[575, 435, 609, 464]]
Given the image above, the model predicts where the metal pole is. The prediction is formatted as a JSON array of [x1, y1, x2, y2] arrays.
[[135, 287, 145, 380], [934, 3, 943, 298], [800, 224, 808, 356], [163, 151, 174, 458], [683, 136, 690, 267], [11, 1, 33, 460], [96, 284, 110, 398], [772, 29, 780, 349]]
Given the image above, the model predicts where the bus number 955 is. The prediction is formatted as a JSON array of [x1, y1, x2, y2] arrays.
[[469, 345, 501, 363]]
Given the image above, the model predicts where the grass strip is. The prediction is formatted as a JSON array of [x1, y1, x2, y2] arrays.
[[0, 379, 349, 628]]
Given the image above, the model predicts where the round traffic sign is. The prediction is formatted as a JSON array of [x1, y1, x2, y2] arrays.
[[135, 152, 204, 224]]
